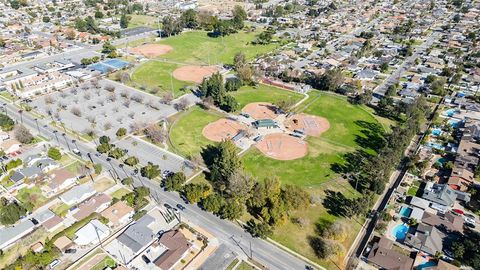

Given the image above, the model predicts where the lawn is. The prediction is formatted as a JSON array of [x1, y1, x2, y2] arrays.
[[16, 186, 48, 211], [111, 187, 131, 199], [237, 261, 256, 270], [231, 83, 304, 109], [129, 61, 193, 97], [91, 256, 116, 270], [168, 106, 225, 157], [156, 30, 279, 65], [126, 14, 158, 29], [243, 91, 384, 187], [51, 202, 70, 217]]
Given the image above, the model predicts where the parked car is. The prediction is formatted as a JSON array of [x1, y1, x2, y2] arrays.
[[176, 204, 185, 210], [48, 259, 60, 269], [65, 249, 76, 254]]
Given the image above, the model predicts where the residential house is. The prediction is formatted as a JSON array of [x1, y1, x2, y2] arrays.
[[115, 214, 157, 263], [73, 219, 110, 246], [42, 215, 64, 232], [153, 230, 192, 270], [366, 236, 415, 270], [404, 224, 444, 255], [72, 193, 112, 221], [1, 139, 21, 155], [59, 184, 96, 205], [101, 201, 134, 227], [422, 183, 470, 207], [0, 219, 36, 250], [42, 168, 77, 197], [421, 212, 464, 233]]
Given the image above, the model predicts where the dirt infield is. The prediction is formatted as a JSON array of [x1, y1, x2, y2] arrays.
[[242, 102, 278, 120], [129, 44, 173, 58], [202, 118, 247, 142], [256, 133, 308, 160], [284, 113, 330, 137], [173, 65, 219, 83]]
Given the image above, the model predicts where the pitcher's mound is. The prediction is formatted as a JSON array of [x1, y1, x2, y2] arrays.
[[173, 65, 219, 83], [256, 133, 308, 160], [242, 102, 278, 120], [202, 118, 247, 142], [129, 44, 173, 58], [284, 113, 330, 137]]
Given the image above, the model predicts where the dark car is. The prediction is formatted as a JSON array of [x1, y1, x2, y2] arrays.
[[176, 204, 185, 211], [164, 203, 172, 209], [65, 249, 76, 254]]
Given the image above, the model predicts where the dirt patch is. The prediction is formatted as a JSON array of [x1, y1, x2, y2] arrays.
[[202, 118, 247, 142], [172, 65, 219, 83], [256, 133, 308, 160], [242, 102, 278, 120], [284, 113, 330, 137], [129, 44, 173, 58]]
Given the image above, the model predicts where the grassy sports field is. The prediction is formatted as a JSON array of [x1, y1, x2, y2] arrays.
[[232, 83, 304, 109], [126, 15, 158, 29], [242, 91, 385, 187], [168, 84, 303, 157], [155, 30, 279, 65], [129, 61, 192, 97]]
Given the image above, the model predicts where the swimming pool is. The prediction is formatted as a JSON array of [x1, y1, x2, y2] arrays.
[[427, 141, 445, 150], [444, 108, 459, 117], [392, 223, 409, 240], [447, 119, 462, 128], [417, 260, 437, 270], [431, 128, 442, 136], [399, 206, 412, 217], [436, 157, 447, 165]]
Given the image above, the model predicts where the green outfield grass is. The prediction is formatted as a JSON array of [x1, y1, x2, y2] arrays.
[[243, 91, 383, 187], [231, 83, 304, 109], [157, 30, 278, 65], [169, 106, 225, 157], [129, 61, 192, 97]]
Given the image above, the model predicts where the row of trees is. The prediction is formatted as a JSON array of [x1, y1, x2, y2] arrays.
[[199, 73, 239, 112]]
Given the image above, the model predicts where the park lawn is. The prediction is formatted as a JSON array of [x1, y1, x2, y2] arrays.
[[158, 30, 279, 65], [16, 186, 48, 211], [237, 261, 256, 270], [169, 106, 225, 157], [243, 92, 384, 187], [127, 14, 158, 29], [231, 83, 304, 109], [130, 61, 193, 97], [269, 182, 364, 269]]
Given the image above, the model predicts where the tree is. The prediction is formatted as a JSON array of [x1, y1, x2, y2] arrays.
[[183, 183, 211, 204], [379, 62, 389, 73], [97, 143, 112, 154], [201, 193, 225, 214], [101, 41, 116, 54], [310, 237, 344, 259], [220, 199, 244, 220], [0, 200, 27, 225], [116, 127, 127, 137], [311, 68, 344, 92], [321, 221, 348, 241], [233, 52, 246, 71], [140, 162, 161, 179], [124, 156, 139, 166], [225, 77, 242, 92], [144, 125, 166, 144], [210, 140, 242, 183], [14, 125, 33, 144], [162, 16, 183, 37], [42, 16, 50, 23], [120, 13, 130, 28], [121, 177, 133, 186], [0, 38, 6, 48], [0, 114, 15, 131], [246, 219, 272, 239], [108, 147, 126, 159], [181, 9, 198, 29], [94, 10, 104, 19], [224, 170, 255, 200], [163, 172, 186, 191], [47, 147, 62, 160], [237, 65, 254, 85], [99, 135, 111, 145], [232, 5, 247, 29]]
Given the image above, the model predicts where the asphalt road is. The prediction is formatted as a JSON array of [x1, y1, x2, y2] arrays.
[[1, 102, 311, 270]]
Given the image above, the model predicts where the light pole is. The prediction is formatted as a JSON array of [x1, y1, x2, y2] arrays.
[[34, 118, 40, 134], [62, 133, 71, 151], [53, 130, 59, 143], [106, 157, 119, 182], [119, 163, 128, 179], [72, 139, 79, 150]]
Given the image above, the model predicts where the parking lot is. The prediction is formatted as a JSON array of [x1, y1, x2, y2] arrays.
[[30, 79, 177, 138]]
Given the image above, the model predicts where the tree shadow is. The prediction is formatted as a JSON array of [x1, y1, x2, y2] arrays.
[[331, 149, 371, 174], [322, 190, 352, 217], [200, 144, 220, 168], [354, 120, 386, 152]]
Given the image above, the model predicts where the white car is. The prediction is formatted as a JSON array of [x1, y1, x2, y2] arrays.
[[464, 216, 476, 225]]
